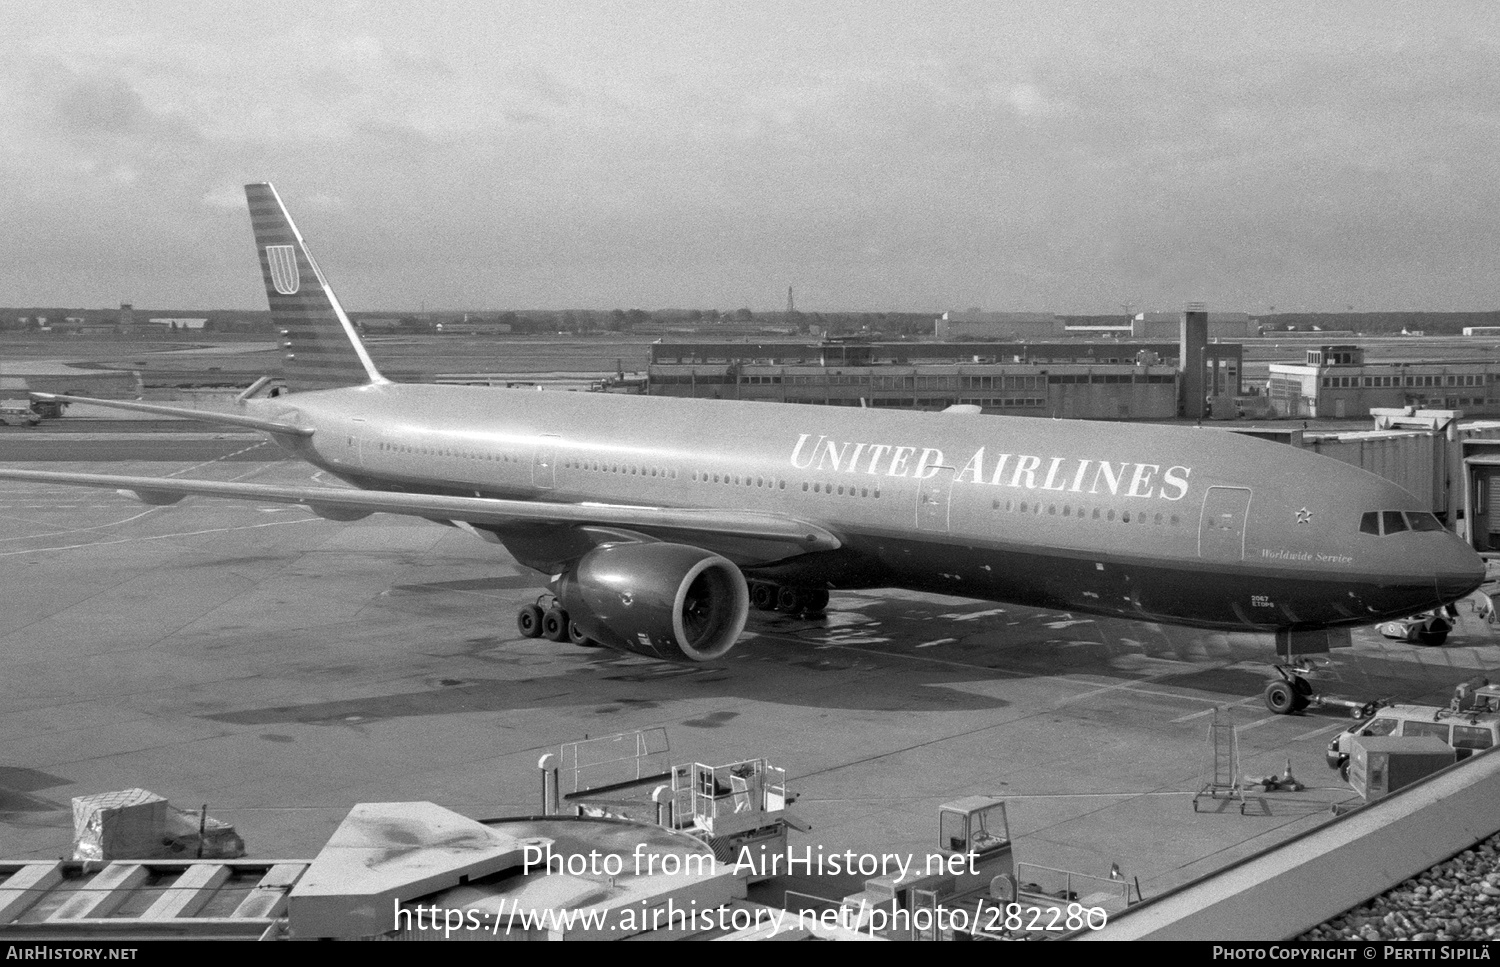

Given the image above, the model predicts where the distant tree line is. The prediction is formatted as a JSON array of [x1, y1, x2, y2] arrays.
[[13, 306, 1495, 339]]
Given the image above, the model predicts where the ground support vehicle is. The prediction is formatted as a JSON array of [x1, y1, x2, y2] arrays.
[[1376, 608, 1456, 646], [838, 797, 1137, 940], [1326, 677, 1500, 781], [0, 401, 40, 426]]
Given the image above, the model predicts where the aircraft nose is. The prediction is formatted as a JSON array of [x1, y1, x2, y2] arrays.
[[1436, 542, 1488, 603]]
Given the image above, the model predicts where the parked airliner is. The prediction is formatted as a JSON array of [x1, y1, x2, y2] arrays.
[[0, 185, 1484, 713]]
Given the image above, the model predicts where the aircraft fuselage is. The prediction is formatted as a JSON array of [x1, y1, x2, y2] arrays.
[[251, 382, 1484, 633]]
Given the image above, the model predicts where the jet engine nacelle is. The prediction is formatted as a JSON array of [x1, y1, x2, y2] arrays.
[[556, 542, 750, 662]]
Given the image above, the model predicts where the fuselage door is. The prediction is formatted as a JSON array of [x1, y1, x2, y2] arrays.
[[916, 466, 955, 532], [1199, 486, 1252, 561], [532, 434, 560, 490], [344, 418, 366, 468]]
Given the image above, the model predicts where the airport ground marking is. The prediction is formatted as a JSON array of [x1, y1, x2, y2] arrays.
[[0, 455, 294, 546], [0, 506, 158, 544], [162, 440, 269, 477], [1233, 713, 1284, 732], [755, 632, 1028, 678], [1170, 699, 1259, 724], [1289, 722, 1350, 742], [765, 633, 1247, 710], [0, 516, 323, 558]]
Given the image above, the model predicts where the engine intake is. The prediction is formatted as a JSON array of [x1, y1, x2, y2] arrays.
[[556, 543, 749, 662]]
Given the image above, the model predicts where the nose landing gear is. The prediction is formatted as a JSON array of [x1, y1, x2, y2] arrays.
[[1262, 662, 1378, 718], [1262, 672, 1313, 714]]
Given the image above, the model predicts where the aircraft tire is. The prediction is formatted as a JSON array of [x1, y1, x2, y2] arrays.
[[750, 583, 777, 611], [568, 620, 601, 648], [803, 588, 830, 613], [542, 607, 569, 642], [517, 604, 544, 639], [1263, 680, 1297, 715], [1417, 630, 1448, 646], [775, 586, 803, 613]]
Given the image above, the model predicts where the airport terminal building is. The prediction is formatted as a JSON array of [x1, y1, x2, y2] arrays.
[[933, 310, 1256, 342], [647, 337, 1243, 421], [1268, 345, 1500, 419]]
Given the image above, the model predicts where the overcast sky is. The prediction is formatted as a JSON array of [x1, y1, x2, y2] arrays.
[[2, 2, 1497, 314]]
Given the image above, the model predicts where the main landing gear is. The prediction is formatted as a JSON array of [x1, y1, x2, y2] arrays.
[[516, 596, 602, 648], [748, 582, 829, 616]]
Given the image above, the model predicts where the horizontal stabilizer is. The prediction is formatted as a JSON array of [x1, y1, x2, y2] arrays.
[[27, 393, 312, 437], [0, 469, 842, 554]]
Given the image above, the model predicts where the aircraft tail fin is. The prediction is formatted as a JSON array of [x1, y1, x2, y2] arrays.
[[245, 183, 387, 392]]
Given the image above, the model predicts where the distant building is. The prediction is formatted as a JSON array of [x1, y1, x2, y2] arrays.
[[935, 311, 1063, 340], [648, 339, 1243, 421], [1132, 311, 1254, 339], [148, 318, 208, 330], [356, 317, 406, 332], [1268, 345, 1499, 418]]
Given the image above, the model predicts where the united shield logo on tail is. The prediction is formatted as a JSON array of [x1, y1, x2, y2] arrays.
[[266, 245, 300, 295], [246, 183, 386, 392]]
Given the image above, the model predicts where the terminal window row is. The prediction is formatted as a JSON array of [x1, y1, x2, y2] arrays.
[[957, 398, 1048, 408], [1322, 374, 1487, 389], [1358, 510, 1446, 536]]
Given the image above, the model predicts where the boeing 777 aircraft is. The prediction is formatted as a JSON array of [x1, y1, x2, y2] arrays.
[[1, 184, 1485, 714]]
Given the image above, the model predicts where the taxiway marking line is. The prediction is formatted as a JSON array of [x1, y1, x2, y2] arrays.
[[1058, 674, 1181, 704], [1171, 700, 1259, 724], [162, 440, 269, 477], [0, 517, 322, 558], [1234, 713, 1284, 732], [757, 634, 1026, 678], [0, 507, 158, 544], [780, 634, 1244, 707], [0, 460, 298, 546], [1290, 722, 1349, 742]]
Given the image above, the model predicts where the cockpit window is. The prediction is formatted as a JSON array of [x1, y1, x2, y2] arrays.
[[1405, 512, 1445, 533], [1364, 510, 1447, 536]]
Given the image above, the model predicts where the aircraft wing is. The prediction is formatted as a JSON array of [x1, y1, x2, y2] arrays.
[[27, 393, 312, 437], [0, 469, 841, 564]]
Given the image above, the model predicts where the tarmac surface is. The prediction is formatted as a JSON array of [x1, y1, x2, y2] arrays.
[[3, 431, 1499, 914]]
